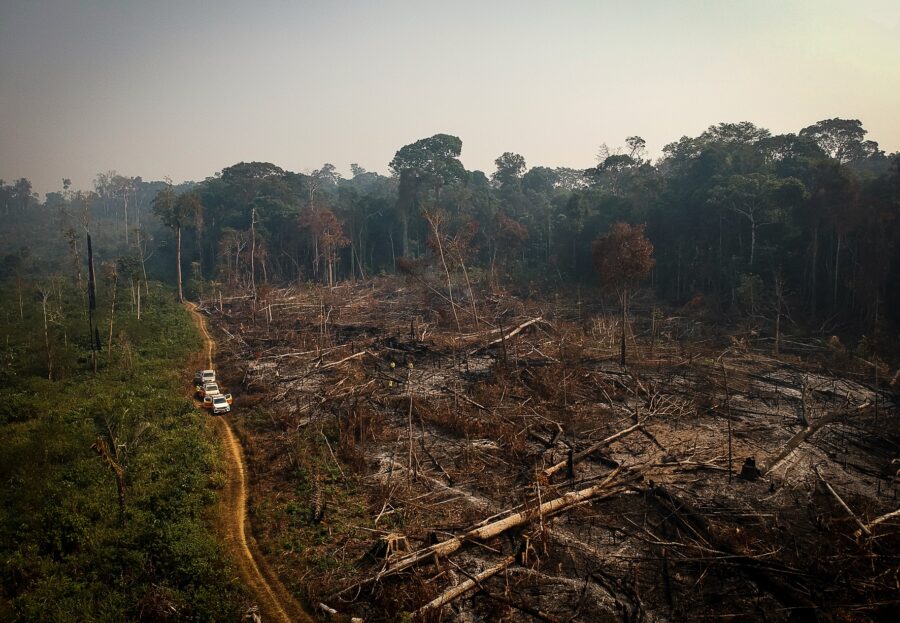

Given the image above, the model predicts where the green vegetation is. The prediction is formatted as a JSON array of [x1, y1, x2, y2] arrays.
[[5, 116, 898, 338], [236, 406, 370, 600], [0, 280, 244, 622]]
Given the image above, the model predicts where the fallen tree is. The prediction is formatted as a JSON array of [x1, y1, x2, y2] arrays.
[[413, 554, 516, 617], [542, 421, 644, 479], [335, 467, 639, 597], [469, 316, 546, 355]]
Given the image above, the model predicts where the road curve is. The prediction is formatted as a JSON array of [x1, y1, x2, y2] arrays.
[[186, 302, 313, 623]]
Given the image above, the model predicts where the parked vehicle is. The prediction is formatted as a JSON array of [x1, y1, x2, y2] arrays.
[[194, 369, 216, 385], [211, 394, 231, 414], [196, 382, 220, 399], [202, 392, 233, 409]]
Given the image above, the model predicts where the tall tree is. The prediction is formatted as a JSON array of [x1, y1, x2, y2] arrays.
[[492, 152, 527, 191], [706, 173, 806, 267], [799, 118, 881, 164], [592, 223, 655, 366], [152, 184, 197, 302], [12, 178, 33, 212], [390, 134, 466, 256]]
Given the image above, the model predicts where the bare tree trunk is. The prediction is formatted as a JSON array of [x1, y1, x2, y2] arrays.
[[414, 555, 516, 616], [774, 273, 784, 356], [15, 275, 24, 322], [809, 220, 818, 318], [87, 233, 98, 373], [543, 421, 643, 478], [619, 288, 629, 366], [546, 210, 552, 262], [123, 189, 129, 245], [139, 245, 150, 296], [722, 361, 733, 483], [749, 214, 757, 267], [250, 207, 257, 294], [40, 289, 52, 380], [389, 231, 396, 272], [833, 231, 841, 308], [427, 214, 461, 332], [176, 226, 184, 302], [108, 272, 118, 356], [458, 254, 478, 327], [401, 213, 409, 258]]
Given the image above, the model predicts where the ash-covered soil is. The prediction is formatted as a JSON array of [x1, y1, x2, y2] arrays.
[[204, 279, 899, 622]]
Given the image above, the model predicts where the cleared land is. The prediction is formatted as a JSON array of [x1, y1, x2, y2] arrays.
[[200, 278, 898, 622]]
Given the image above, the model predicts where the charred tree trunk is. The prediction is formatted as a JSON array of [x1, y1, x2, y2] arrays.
[[619, 287, 629, 366], [108, 271, 118, 356], [87, 233, 99, 372], [809, 220, 819, 318], [175, 226, 184, 302]]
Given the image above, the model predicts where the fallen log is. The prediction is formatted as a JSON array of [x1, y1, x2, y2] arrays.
[[413, 555, 516, 617], [335, 467, 636, 598], [765, 401, 871, 475], [815, 467, 870, 536], [470, 317, 545, 355], [320, 350, 372, 369], [854, 508, 900, 538], [543, 422, 643, 478]]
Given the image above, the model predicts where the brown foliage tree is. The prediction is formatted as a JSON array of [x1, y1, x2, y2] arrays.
[[592, 222, 655, 365], [300, 208, 349, 287]]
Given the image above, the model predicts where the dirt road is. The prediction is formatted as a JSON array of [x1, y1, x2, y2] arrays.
[[187, 303, 312, 623]]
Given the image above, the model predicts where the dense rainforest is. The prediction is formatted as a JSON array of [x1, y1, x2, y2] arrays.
[[4, 118, 898, 341]]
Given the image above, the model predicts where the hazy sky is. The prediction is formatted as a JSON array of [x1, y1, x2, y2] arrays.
[[1, 0, 898, 196]]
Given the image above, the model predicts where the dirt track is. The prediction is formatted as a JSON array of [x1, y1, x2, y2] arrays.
[[186, 303, 312, 623]]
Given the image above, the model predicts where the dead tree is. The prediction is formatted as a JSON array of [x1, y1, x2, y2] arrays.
[[37, 285, 53, 380], [103, 261, 119, 357], [91, 417, 149, 527], [424, 210, 461, 331], [414, 555, 516, 616], [336, 467, 638, 597], [592, 223, 654, 366]]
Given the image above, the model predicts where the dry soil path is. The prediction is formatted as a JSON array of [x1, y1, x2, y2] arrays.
[[186, 302, 313, 623]]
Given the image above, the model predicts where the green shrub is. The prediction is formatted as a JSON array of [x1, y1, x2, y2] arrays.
[[0, 281, 243, 621]]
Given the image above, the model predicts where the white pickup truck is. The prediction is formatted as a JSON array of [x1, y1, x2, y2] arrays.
[[194, 369, 216, 386], [210, 394, 231, 414], [196, 381, 221, 399]]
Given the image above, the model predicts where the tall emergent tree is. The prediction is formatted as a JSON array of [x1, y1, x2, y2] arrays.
[[389, 134, 466, 256], [706, 173, 806, 267], [592, 223, 655, 366], [152, 184, 198, 302]]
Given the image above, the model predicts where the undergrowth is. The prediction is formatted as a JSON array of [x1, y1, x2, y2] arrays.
[[0, 281, 244, 621]]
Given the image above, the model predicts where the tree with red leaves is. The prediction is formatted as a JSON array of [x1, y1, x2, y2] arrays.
[[592, 222, 655, 366]]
